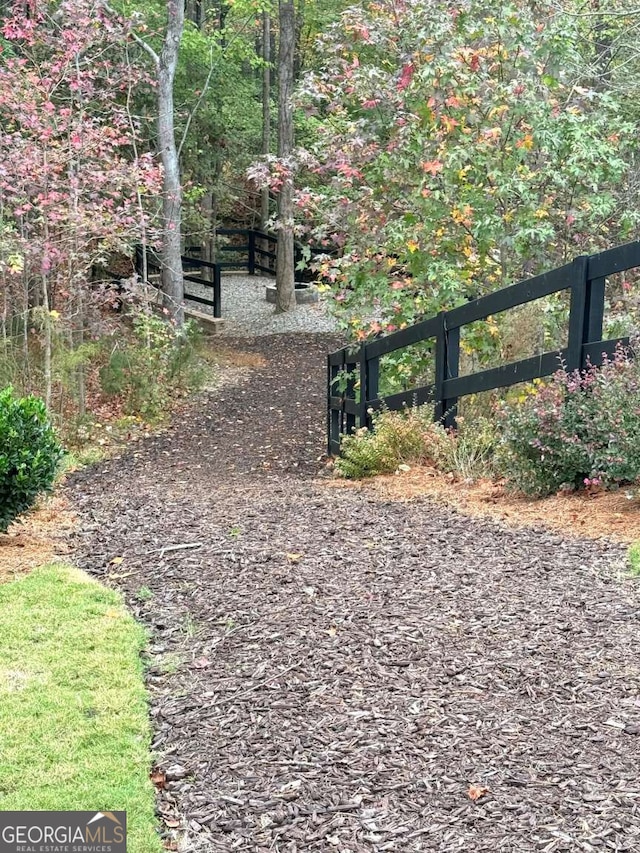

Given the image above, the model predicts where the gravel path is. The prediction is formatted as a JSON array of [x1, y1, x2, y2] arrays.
[[185, 273, 339, 336], [66, 333, 640, 853]]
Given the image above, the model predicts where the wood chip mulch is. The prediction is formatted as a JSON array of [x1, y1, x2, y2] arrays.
[[65, 333, 640, 853], [329, 468, 640, 543]]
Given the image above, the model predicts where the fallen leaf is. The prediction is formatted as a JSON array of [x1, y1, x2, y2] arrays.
[[191, 656, 211, 669], [286, 552, 303, 563], [468, 784, 490, 801], [110, 556, 124, 565], [162, 818, 181, 828], [150, 768, 167, 788]]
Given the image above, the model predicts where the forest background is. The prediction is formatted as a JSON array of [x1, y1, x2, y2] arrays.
[[2, 0, 640, 452]]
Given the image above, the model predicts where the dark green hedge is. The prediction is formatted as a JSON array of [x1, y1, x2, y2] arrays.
[[0, 388, 63, 533]]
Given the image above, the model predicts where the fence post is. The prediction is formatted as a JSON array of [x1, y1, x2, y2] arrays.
[[583, 264, 606, 363], [359, 349, 380, 431], [368, 354, 379, 423], [566, 255, 589, 371], [345, 352, 357, 435], [433, 312, 459, 425], [433, 312, 446, 422], [248, 230, 256, 276], [327, 354, 334, 456], [442, 324, 460, 428], [359, 343, 369, 430], [329, 350, 346, 454], [213, 264, 222, 318]]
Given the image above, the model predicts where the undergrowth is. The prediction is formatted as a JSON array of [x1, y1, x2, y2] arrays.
[[0, 310, 212, 454], [497, 347, 640, 496], [99, 313, 207, 422], [336, 346, 640, 497], [628, 542, 640, 576], [335, 406, 496, 480]]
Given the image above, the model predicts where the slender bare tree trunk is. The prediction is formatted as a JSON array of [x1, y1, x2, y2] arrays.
[[22, 256, 30, 386], [261, 11, 271, 230], [124, 46, 151, 309], [74, 294, 86, 418], [202, 150, 222, 281], [158, 0, 185, 326], [275, 0, 295, 313], [201, 190, 214, 282], [41, 274, 52, 410]]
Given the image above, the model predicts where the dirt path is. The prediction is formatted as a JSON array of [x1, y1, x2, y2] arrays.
[[66, 333, 640, 853]]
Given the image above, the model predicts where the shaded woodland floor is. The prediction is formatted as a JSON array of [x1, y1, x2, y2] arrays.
[[66, 333, 640, 853]]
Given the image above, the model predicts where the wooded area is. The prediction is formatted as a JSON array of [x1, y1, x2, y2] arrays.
[[2, 0, 640, 437]]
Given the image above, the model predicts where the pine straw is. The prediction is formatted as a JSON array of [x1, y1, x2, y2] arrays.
[[0, 495, 77, 583]]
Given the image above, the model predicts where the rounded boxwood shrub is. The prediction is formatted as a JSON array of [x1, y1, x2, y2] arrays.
[[0, 387, 63, 533]]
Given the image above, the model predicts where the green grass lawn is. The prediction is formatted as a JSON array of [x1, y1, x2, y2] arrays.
[[0, 564, 160, 853]]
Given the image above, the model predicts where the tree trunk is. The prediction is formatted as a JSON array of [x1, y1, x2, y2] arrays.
[[294, 0, 304, 79], [201, 189, 214, 281], [261, 11, 271, 230], [41, 274, 52, 410], [158, 0, 185, 326], [74, 291, 86, 418], [185, 0, 204, 29], [275, 0, 295, 313]]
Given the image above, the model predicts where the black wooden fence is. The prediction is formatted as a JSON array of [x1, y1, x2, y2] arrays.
[[214, 228, 278, 276], [327, 241, 640, 456], [135, 245, 222, 317], [135, 228, 325, 318], [213, 228, 321, 278], [135, 229, 277, 319]]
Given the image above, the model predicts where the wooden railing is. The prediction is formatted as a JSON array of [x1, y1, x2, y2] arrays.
[[213, 228, 321, 278], [214, 228, 278, 276], [135, 246, 223, 318], [135, 228, 328, 318], [327, 241, 640, 456]]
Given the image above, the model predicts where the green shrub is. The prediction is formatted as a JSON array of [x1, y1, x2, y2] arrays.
[[628, 542, 640, 577], [336, 407, 435, 478], [0, 387, 64, 533], [496, 347, 640, 496], [435, 415, 497, 481], [336, 405, 499, 480], [100, 313, 205, 421]]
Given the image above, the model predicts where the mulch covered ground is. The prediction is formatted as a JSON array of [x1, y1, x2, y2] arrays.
[[66, 333, 640, 853]]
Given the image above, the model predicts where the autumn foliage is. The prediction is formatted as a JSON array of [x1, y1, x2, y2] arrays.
[[0, 0, 161, 302], [0, 0, 166, 428], [297, 0, 639, 342]]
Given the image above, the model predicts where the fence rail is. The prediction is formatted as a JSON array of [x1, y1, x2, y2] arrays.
[[135, 246, 223, 318], [134, 228, 318, 318], [327, 242, 640, 456]]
